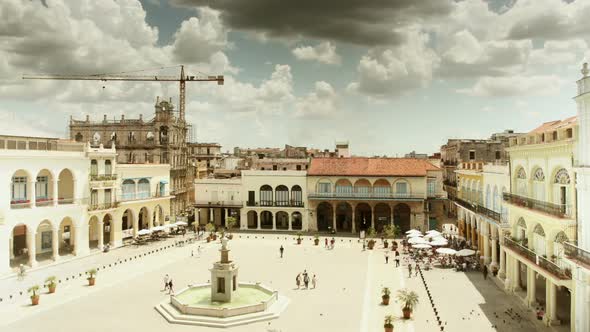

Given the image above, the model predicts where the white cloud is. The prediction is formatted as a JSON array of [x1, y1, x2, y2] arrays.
[[529, 39, 588, 65], [457, 75, 563, 97], [295, 81, 338, 118], [347, 28, 439, 98], [171, 8, 229, 63], [292, 41, 341, 65]]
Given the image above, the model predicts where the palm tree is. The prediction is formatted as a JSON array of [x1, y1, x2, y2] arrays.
[[396, 288, 419, 319]]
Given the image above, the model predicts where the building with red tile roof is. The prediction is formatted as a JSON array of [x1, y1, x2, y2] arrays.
[[308, 157, 439, 177]]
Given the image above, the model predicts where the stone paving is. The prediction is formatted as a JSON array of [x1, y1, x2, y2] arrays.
[[0, 234, 563, 332]]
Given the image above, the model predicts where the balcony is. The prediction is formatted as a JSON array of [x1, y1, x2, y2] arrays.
[[194, 200, 243, 208], [88, 202, 119, 211], [246, 200, 304, 208], [564, 242, 590, 269], [35, 197, 54, 207], [504, 237, 572, 280], [503, 193, 572, 218], [307, 192, 425, 200], [119, 191, 169, 202], [90, 173, 118, 181], [10, 200, 31, 209]]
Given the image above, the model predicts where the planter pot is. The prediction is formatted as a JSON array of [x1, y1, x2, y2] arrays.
[[31, 295, 40, 306], [384, 325, 394, 332], [48, 285, 56, 294], [368, 240, 376, 250], [382, 295, 390, 305], [228, 234, 233, 240], [402, 308, 412, 319], [88, 277, 96, 286], [297, 238, 302, 245], [384, 242, 389, 249], [206, 237, 211, 243], [212, 235, 217, 241], [314, 239, 319, 246]]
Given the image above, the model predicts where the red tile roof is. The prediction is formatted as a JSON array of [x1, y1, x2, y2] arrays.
[[530, 116, 577, 133], [308, 158, 440, 177]]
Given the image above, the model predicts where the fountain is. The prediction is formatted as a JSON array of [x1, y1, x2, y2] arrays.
[[155, 238, 289, 327]]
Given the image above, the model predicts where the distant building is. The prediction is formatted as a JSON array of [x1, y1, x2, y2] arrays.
[[188, 142, 222, 179], [404, 151, 428, 159]]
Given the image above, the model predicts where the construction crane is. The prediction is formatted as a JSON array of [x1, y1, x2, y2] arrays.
[[22, 65, 224, 121]]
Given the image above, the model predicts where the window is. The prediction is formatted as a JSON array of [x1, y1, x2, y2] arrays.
[[495, 151, 501, 159], [469, 150, 475, 160], [91, 190, 98, 206], [283, 167, 287, 171], [273, 165, 278, 171], [12, 176, 27, 201], [427, 178, 436, 196], [122, 179, 135, 200], [105, 160, 112, 175], [217, 277, 225, 293], [90, 160, 98, 176], [36, 176, 48, 198], [275, 185, 289, 206], [138, 179, 150, 198], [318, 182, 331, 193], [104, 189, 112, 204], [396, 182, 408, 196], [552, 131, 558, 141], [296, 165, 302, 170], [260, 185, 273, 206]]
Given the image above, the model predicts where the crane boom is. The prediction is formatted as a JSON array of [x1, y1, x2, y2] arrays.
[[22, 65, 224, 120]]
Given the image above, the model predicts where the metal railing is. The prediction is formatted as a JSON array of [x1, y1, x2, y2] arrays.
[[246, 201, 304, 208], [90, 174, 118, 181], [564, 242, 590, 267], [504, 237, 571, 279], [194, 200, 242, 207], [307, 192, 426, 199], [119, 191, 169, 202], [503, 193, 572, 218], [88, 202, 119, 211]]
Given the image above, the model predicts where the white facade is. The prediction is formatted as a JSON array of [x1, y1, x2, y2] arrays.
[[193, 178, 242, 226]]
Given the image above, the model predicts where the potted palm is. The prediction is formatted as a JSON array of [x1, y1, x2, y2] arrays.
[[296, 232, 303, 245], [381, 287, 391, 305], [396, 288, 419, 319], [45, 276, 57, 294], [226, 217, 237, 239], [86, 268, 97, 286], [384, 315, 394, 332], [28, 285, 40, 305], [314, 234, 320, 246], [205, 223, 216, 241], [367, 227, 377, 250]]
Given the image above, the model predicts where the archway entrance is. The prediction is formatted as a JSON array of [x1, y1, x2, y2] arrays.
[[89, 216, 99, 249], [122, 209, 134, 239], [556, 286, 572, 326], [10, 224, 29, 267], [247, 211, 258, 229], [139, 207, 150, 230], [291, 212, 302, 230], [153, 205, 164, 227], [393, 203, 411, 232], [103, 214, 113, 246], [260, 211, 273, 229], [355, 203, 372, 232], [336, 202, 352, 232], [58, 217, 75, 256], [276, 211, 289, 230], [374, 203, 391, 232], [57, 169, 74, 204], [36, 220, 54, 263], [316, 202, 333, 231]]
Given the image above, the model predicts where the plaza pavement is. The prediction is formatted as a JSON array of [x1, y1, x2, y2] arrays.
[[0, 233, 561, 332]]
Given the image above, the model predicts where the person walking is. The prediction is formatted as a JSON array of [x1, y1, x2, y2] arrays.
[[415, 262, 419, 277], [303, 272, 310, 289], [296, 273, 301, 289], [312, 274, 317, 289], [330, 237, 335, 249], [483, 265, 488, 280], [168, 278, 174, 294], [385, 251, 389, 264], [408, 263, 412, 278], [362, 240, 366, 251], [197, 245, 202, 257], [163, 274, 170, 291], [395, 250, 400, 267], [279, 245, 284, 258], [325, 238, 329, 248]]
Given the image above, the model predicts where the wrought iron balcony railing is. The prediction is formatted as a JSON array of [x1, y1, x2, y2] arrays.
[[90, 174, 118, 181], [504, 237, 571, 280], [307, 192, 425, 200], [88, 202, 119, 211], [503, 193, 572, 218], [564, 242, 590, 268], [246, 200, 304, 208]]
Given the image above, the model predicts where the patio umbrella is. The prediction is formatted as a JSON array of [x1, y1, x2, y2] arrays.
[[405, 229, 422, 234], [407, 233, 423, 238], [163, 223, 175, 229], [456, 249, 476, 257], [137, 229, 152, 236], [429, 236, 447, 242], [412, 244, 432, 249], [175, 221, 188, 226], [430, 240, 449, 246], [152, 226, 165, 232], [436, 248, 457, 255], [426, 230, 442, 235], [408, 237, 429, 244]]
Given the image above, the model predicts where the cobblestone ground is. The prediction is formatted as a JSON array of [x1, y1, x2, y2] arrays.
[[0, 234, 561, 332]]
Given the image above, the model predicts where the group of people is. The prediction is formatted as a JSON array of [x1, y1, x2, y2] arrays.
[[325, 237, 336, 249], [295, 270, 317, 289], [163, 274, 174, 294], [383, 250, 401, 267]]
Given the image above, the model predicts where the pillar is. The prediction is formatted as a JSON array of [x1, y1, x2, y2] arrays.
[[97, 219, 104, 250], [197, 208, 201, 225], [527, 269, 536, 307], [30, 180, 36, 207], [332, 203, 337, 232], [52, 227, 59, 261], [370, 205, 375, 229], [27, 229, 37, 267], [483, 229, 490, 265], [273, 211, 277, 230], [132, 214, 138, 237], [74, 224, 88, 256], [9, 236, 14, 259], [225, 208, 229, 224], [545, 280, 557, 325], [390, 205, 394, 227], [351, 206, 356, 233], [472, 226, 476, 248], [498, 246, 506, 278], [53, 178, 58, 206], [288, 213, 292, 231], [257, 211, 261, 230], [491, 236, 498, 267]]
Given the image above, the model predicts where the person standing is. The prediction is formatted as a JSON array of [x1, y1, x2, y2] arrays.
[[280, 245, 284, 258], [395, 250, 400, 267], [168, 278, 174, 294], [362, 241, 366, 251], [303, 272, 310, 289], [385, 251, 389, 264], [197, 245, 202, 257], [483, 265, 488, 280], [415, 262, 419, 277], [325, 238, 329, 248], [408, 263, 412, 278], [163, 274, 170, 291], [331, 237, 335, 249], [312, 274, 317, 289], [296, 273, 301, 289]]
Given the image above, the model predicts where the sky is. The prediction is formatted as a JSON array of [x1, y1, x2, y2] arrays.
[[0, 0, 589, 156]]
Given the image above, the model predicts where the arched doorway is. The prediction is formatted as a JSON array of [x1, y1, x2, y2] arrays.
[[138, 178, 150, 199], [291, 212, 302, 230], [260, 211, 273, 229], [122, 209, 134, 239], [393, 203, 411, 232], [276, 211, 289, 230], [58, 217, 75, 256], [374, 203, 391, 232], [247, 211, 258, 229], [103, 214, 113, 246], [57, 169, 74, 204], [316, 202, 333, 231], [35, 169, 55, 206], [355, 203, 372, 232], [36, 220, 54, 263], [153, 205, 164, 226], [88, 216, 99, 249], [10, 224, 29, 267], [138, 207, 150, 230], [335, 202, 352, 232]]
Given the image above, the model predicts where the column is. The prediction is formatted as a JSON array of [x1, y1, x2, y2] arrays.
[[513, 258, 520, 292], [483, 229, 490, 265], [257, 211, 261, 230], [132, 214, 139, 237], [74, 224, 88, 256], [351, 206, 356, 233], [390, 205, 394, 227], [53, 178, 58, 206], [197, 208, 201, 225], [30, 180, 36, 207], [97, 219, 104, 250], [527, 269, 536, 307], [332, 203, 337, 232], [545, 280, 557, 325], [239, 210, 247, 230], [370, 205, 375, 229], [472, 226, 476, 248], [288, 213, 292, 231], [491, 236, 498, 267], [272, 211, 276, 230], [9, 236, 14, 259], [498, 246, 506, 278], [27, 229, 37, 267], [52, 227, 59, 261], [224, 208, 229, 223]]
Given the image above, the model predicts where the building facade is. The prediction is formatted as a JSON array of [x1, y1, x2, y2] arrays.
[[0, 135, 171, 275], [69, 97, 191, 217], [188, 142, 222, 179]]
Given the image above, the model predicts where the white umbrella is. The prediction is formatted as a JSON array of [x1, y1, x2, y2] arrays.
[[175, 221, 188, 226], [430, 241, 449, 247], [407, 233, 423, 238], [456, 249, 476, 257], [436, 248, 457, 255], [412, 244, 432, 249], [429, 236, 447, 242], [163, 224, 175, 229], [152, 226, 165, 232], [426, 230, 442, 235], [405, 229, 422, 234], [408, 237, 429, 244], [137, 229, 152, 236]]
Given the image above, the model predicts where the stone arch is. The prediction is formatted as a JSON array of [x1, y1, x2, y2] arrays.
[[374, 203, 391, 232], [122, 179, 136, 200], [103, 214, 114, 246], [121, 209, 135, 239], [260, 210, 273, 229], [35, 169, 55, 205], [75, 132, 83, 142], [36, 220, 54, 262], [354, 179, 371, 195], [138, 178, 150, 198], [11, 169, 33, 206], [247, 211, 258, 229], [291, 211, 303, 230], [275, 185, 289, 206], [335, 179, 353, 194], [373, 179, 391, 197], [316, 178, 333, 193], [57, 169, 75, 204], [554, 231, 569, 243], [317, 202, 334, 231], [393, 179, 410, 197], [291, 185, 303, 206], [393, 203, 411, 232], [335, 201, 353, 232], [153, 205, 164, 226], [532, 223, 546, 255], [553, 168, 571, 184], [276, 211, 289, 230], [533, 223, 545, 236], [88, 215, 100, 249], [138, 207, 151, 230], [10, 223, 29, 267], [58, 217, 75, 256]]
